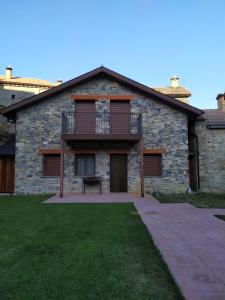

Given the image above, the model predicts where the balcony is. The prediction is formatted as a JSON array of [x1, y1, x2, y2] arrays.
[[61, 111, 142, 141]]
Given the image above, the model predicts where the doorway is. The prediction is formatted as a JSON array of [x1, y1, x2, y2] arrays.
[[110, 154, 127, 192]]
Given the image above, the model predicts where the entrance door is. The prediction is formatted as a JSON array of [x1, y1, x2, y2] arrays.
[[110, 154, 127, 192], [0, 156, 15, 193]]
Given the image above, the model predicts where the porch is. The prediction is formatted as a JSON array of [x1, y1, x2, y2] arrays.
[[44, 193, 156, 203]]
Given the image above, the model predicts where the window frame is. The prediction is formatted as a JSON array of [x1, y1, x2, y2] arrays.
[[42, 154, 60, 177], [75, 154, 95, 176], [143, 154, 162, 177]]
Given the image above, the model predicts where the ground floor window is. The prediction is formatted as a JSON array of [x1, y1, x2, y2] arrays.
[[143, 154, 162, 176], [43, 154, 60, 176], [75, 154, 95, 176]]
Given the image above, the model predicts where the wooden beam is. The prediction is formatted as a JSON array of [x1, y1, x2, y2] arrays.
[[140, 138, 144, 197], [62, 133, 142, 141], [39, 149, 61, 155], [39, 148, 130, 155], [71, 94, 133, 100], [143, 148, 166, 154], [60, 139, 64, 198]]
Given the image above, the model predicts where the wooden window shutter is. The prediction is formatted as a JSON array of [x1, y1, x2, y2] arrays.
[[75, 101, 95, 134], [110, 101, 131, 134], [43, 154, 60, 176], [143, 154, 162, 176]]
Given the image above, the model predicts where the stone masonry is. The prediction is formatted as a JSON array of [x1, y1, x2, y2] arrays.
[[15, 76, 189, 194], [196, 120, 225, 192]]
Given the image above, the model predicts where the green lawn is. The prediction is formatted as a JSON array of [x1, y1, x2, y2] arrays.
[[0, 195, 182, 300], [156, 193, 225, 208]]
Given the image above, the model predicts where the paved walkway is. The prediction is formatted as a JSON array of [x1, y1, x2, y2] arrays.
[[44, 194, 225, 300]]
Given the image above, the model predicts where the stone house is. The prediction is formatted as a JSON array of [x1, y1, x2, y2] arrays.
[[1, 66, 204, 195]]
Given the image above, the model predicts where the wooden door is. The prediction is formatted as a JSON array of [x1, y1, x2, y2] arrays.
[[0, 156, 15, 193], [75, 101, 96, 134], [110, 154, 127, 192], [110, 101, 130, 134]]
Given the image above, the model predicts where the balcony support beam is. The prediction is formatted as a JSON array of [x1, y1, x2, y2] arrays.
[[140, 138, 144, 197], [60, 139, 65, 198]]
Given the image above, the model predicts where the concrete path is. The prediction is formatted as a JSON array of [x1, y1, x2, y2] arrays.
[[134, 200, 225, 300], [44, 194, 225, 300]]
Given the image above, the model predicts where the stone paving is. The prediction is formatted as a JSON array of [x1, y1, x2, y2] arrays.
[[44, 193, 225, 300]]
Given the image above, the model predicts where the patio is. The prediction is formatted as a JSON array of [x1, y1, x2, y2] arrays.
[[44, 193, 157, 203]]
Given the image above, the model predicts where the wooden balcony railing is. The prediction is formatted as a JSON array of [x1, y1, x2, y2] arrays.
[[62, 111, 142, 136]]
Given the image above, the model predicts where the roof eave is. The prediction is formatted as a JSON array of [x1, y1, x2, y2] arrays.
[[0, 66, 203, 118]]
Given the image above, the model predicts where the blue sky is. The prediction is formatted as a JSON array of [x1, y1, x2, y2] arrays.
[[1, 0, 225, 108]]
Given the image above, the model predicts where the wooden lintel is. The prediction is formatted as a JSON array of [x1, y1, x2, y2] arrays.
[[39, 149, 61, 155], [143, 149, 166, 154], [39, 148, 130, 155], [71, 94, 134, 101], [106, 150, 129, 154]]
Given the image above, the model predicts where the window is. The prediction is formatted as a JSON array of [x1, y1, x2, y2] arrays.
[[11, 94, 15, 99], [43, 154, 60, 176], [75, 155, 95, 176], [143, 154, 162, 176]]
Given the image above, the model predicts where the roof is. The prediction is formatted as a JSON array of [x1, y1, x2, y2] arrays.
[[0, 66, 203, 119], [0, 139, 15, 155], [153, 87, 191, 98], [203, 109, 225, 128], [0, 75, 55, 88]]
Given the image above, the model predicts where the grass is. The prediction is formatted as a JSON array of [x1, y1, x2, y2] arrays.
[[0, 195, 182, 300], [155, 193, 225, 208]]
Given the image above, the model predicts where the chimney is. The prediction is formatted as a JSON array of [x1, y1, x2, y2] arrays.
[[216, 93, 225, 111], [56, 79, 63, 85], [5, 65, 12, 80], [170, 75, 179, 88]]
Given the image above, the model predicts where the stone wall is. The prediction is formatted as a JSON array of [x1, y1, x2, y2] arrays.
[[196, 120, 225, 192], [15, 76, 189, 194]]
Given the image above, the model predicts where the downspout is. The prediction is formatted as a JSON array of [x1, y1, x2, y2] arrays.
[[189, 133, 200, 190]]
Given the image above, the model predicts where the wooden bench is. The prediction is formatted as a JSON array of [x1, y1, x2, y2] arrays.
[[82, 176, 102, 194]]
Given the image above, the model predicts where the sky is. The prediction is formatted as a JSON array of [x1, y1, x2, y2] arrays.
[[1, 0, 225, 109]]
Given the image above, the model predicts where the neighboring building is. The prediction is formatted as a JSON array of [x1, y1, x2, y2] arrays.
[[0, 66, 58, 193], [196, 94, 225, 192], [0, 66, 202, 195], [153, 75, 191, 104], [0, 66, 57, 107]]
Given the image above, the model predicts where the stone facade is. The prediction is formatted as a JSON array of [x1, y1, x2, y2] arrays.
[[196, 120, 225, 192], [15, 76, 189, 195]]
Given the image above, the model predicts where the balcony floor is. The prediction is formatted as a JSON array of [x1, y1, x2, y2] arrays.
[[61, 133, 142, 142]]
